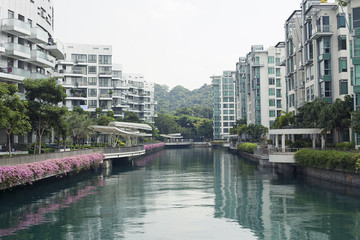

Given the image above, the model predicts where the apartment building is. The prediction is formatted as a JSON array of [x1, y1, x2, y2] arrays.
[[244, 44, 287, 129], [235, 57, 247, 120], [54, 43, 156, 123], [0, 0, 63, 85], [285, 0, 352, 114], [0, 0, 64, 146], [211, 71, 237, 140], [345, 0, 360, 144]]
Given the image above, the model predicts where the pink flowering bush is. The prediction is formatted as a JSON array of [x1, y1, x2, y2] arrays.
[[0, 153, 104, 189], [144, 142, 165, 151]]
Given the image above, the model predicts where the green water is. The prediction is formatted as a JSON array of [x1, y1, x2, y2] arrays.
[[1, 148, 360, 239]]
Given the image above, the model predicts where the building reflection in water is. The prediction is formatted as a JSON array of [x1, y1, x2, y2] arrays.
[[212, 150, 360, 240]]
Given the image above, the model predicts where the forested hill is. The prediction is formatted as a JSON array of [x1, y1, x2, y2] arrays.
[[154, 84, 213, 113]]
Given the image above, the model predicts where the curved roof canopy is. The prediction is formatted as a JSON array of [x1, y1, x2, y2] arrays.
[[108, 121, 152, 131]]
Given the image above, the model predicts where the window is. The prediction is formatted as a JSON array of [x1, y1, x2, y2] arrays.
[[339, 58, 347, 72], [99, 55, 112, 65], [223, 104, 228, 108], [223, 110, 228, 114], [276, 68, 281, 77], [88, 66, 97, 74], [88, 89, 97, 97], [340, 80, 348, 95], [320, 81, 332, 98], [276, 78, 281, 87], [88, 54, 97, 63], [223, 116, 228, 121], [306, 87, 310, 101], [338, 35, 347, 50], [276, 89, 281, 98], [354, 37, 360, 57], [88, 100, 97, 108], [88, 77, 97, 86], [269, 99, 275, 106], [268, 78, 275, 85], [337, 14, 346, 28], [268, 67, 274, 75], [71, 54, 87, 63], [310, 85, 315, 100], [355, 65, 360, 85], [8, 10, 14, 19], [269, 88, 275, 96], [277, 100, 282, 108], [275, 58, 280, 66], [353, 7, 360, 29], [268, 56, 274, 64], [223, 122, 228, 127], [269, 110, 275, 117]]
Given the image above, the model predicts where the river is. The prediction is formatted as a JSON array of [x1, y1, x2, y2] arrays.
[[1, 148, 360, 239]]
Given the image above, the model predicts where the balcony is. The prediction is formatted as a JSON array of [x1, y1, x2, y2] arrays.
[[310, 25, 333, 40], [99, 71, 112, 77], [3, 43, 31, 59], [30, 71, 48, 79], [1, 18, 31, 37], [29, 50, 55, 68], [0, 67, 28, 82], [43, 42, 65, 60], [26, 27, 48, 44]]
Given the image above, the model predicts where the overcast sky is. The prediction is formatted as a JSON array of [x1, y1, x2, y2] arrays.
[[54, 0, 318, 90]]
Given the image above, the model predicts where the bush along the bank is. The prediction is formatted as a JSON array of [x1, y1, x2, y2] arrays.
[[0, 153, 104, 189], [294, 149, 360, 172], [237, 143, 258, 154], [144, 143, 165, 151]]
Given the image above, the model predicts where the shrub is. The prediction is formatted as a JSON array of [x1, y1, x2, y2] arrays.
[[295, 149, 356, 172], [237, 142, 257, 154], [290, 139, 312, 148], [144, 143, 165, 151], [334, 142, 355, 150], [0, 153, 104, 189]]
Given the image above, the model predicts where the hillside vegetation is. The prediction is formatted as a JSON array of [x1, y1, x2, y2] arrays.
[[155, 84, 213, 113]]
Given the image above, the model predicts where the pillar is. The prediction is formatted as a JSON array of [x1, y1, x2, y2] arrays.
[[312, 134, 316, 149], [275, 135, 279, 148], [281, 134, 286, 153], [321, 135, 325, 150]]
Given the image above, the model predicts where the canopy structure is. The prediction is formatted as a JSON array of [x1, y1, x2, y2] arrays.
[[109, 122, 152, 131], [92, 122, 153, 147], [160, 133, 183, 143], [269, 128, 324, 152]]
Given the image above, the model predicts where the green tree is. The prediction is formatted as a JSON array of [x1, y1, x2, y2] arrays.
[[23, 78, 67, 154], [67, 111, 93, 149], [196, 119, 213, 141], [0, 83, 31, 156], [123, 111, 141, 123], [272, 111, 294, 129], [155, 113, 179, 134]]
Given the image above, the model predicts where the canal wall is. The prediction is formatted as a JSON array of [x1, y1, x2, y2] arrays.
[[233, 148, 360, 187]]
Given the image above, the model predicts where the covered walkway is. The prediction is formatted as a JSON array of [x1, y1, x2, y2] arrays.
[[268, 128, 324, 163]]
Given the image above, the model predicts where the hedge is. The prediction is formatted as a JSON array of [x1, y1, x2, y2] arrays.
[[237, 143, 258, 154], [294, 149, 360, 172]]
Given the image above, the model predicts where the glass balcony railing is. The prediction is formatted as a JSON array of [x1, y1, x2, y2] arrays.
[[4, 43, 31, 58], [1, 18, 31, 36], [27, 27, 48, 43]]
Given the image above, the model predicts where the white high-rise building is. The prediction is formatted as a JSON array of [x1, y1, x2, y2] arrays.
[[244, 44, 287, 129], [285, 0, 352, 114], [54, 43, 156, 123], [211, 71, 237, 140], [0, 0, 64, 85]]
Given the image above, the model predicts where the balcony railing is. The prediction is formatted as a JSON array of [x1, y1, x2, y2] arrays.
[[3, 43, 31, 59], [26, 27, 48, 43], [1, 18, 31, 36]]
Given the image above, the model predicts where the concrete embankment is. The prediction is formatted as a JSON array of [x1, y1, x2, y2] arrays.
[[231, 148, 360, 187]]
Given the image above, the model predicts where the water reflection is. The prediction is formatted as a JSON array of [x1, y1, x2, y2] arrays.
[[0, 149, 360, 239], [213, 150, 360, 240]]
